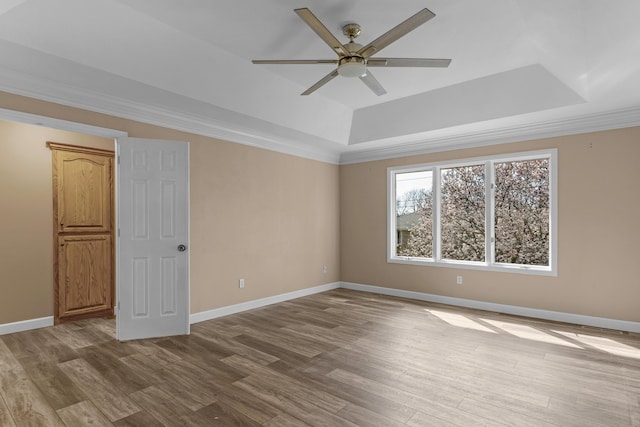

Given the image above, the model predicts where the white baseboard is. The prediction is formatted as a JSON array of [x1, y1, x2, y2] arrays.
[[340, 281, 640, 333], [0, 316, 54, 335], [189, 282, 342, 324], [4, 281, 639, 335]]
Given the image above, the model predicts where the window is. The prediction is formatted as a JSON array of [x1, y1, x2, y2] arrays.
[[494, 158, 550, 266], [440, 164, 485, 262], [389, 150, 557, 275], [396, 170, 433, 258]]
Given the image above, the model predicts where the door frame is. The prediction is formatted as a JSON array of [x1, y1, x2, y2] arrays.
[[0, 108, 190, 338]]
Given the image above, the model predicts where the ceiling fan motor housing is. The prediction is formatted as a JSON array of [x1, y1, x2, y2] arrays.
[[338, 56, 367, 77], [338, 38, 366, 78]]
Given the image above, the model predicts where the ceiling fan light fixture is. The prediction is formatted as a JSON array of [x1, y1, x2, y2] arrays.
[[337, 57, 367, 78], [254, 8, 450, 95]]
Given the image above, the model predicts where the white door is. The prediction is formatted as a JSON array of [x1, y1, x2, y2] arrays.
[[116, 137, 189, 341]]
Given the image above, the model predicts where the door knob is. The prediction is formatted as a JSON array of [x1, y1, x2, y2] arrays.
[[177, 244, 187, 252]]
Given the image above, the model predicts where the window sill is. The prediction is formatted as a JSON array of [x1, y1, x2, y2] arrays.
[[388, 257, 556, 276]]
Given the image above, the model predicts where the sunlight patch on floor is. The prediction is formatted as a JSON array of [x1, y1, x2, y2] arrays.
[[427, 310, 496, 333], [553, 331, 640, 359], [481, 319, 583, 349]]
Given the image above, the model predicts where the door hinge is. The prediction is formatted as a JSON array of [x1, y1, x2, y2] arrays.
[[117, 228, 120, 237], [117, 155, 120, 164], [117, 301, 120, 311]]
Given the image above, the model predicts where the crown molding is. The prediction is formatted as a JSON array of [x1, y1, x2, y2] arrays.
[[339, 105, 640, 164], [0, 67, 343, 164], [0, 108, 128, 139], [2, 66, 639, 167]]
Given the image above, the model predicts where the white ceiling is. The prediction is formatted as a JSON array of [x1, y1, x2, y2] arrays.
[[0, 0, 639, 163]]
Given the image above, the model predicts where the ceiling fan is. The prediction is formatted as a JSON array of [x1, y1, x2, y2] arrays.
[[252, 7, 451, 96]]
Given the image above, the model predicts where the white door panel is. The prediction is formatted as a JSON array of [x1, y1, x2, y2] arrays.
[[116, 137, 189, 341]]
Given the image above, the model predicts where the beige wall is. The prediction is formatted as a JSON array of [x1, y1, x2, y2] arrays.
[[0, 92, 340, 324], [2, 89, 638, 326], [341, 128, 640, 323], [0, 120, 113, 323]]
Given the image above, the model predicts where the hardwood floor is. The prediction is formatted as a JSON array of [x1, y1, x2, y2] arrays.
[[1, 288, 639, 426]]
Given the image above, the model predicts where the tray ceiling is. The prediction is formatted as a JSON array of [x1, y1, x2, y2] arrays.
[[0, 0, 639, 163]]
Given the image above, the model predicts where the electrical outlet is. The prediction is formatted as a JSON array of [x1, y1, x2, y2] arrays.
[[239, 278, 245, 288], [322, 265, 328, 273], [456, 275, 463, 285]]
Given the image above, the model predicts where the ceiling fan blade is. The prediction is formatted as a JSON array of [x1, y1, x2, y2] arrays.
[[359, 71, 387, 96], [295, 8, 349, 57], [253, 59, 338, 65], [301, 69, 339, 95], [358, 8, 435, 58], [367, 58, 451, 68]]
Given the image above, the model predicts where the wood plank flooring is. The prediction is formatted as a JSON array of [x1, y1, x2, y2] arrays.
[[1, 288, 639, 426]]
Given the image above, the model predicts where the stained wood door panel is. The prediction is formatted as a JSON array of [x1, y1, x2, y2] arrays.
[[58, 154, 111, 233], [49, 143, 113, 234], [49, 142, 114, 325], [58, 234, 112, 319]]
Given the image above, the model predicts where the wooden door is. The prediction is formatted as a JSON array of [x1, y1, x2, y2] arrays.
[[49, 142, 114, 324], [58, 234, 112, 319]]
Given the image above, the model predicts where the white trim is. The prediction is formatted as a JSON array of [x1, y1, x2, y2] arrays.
[[0, 69, 341, 165], [2, 66, 640, 167], [115, 140, 121, 335], [0, 317, 54, 335], [0, 108, 127, 139], [189, 282, 341, 324], [185, 142, 191, 335], [340, 106, 640, 164], [5, 281, 640, 334], [387, 257, 555, 276], [340, 282, 640, 333]]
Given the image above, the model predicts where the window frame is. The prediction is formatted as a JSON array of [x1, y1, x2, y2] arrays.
[[388, 149, 557, 276]]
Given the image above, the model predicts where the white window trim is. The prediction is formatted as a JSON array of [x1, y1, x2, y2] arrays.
[[388, 149, 558, 276]]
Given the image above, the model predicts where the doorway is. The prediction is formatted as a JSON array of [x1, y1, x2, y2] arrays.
[[48, 142, 115, 324], [0, 109, 190, 340]]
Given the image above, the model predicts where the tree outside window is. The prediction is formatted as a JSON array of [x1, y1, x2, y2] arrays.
[[440, 165, 485, 262], [392, 152, 553, 273], [494, 159, 549, 266]]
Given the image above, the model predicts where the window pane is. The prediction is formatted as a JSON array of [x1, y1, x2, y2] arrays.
[[440, 165, 486, 262], [495, 158, 549, 266], [395, 171, 433, 258]]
